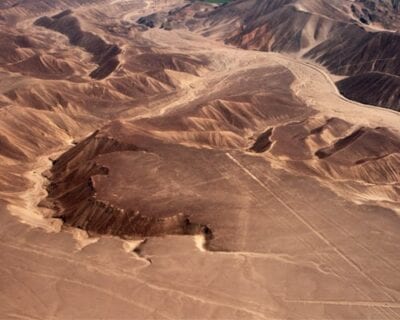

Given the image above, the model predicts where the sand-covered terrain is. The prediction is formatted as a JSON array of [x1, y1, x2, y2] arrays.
[[0, 0, 400, 319]]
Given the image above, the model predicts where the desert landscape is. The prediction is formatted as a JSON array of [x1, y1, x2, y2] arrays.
[[0, 0, 399, 319]]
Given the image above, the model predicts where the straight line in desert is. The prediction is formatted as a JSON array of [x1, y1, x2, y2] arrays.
[[225, 152, 397, 302], [285, 299, 400, 308]]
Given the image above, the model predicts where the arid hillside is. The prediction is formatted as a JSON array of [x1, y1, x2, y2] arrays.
[[0, 1, 400, 319], [140, 0, 400, 110]]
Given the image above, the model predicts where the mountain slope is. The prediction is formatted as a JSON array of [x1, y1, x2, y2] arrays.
[[143, 0, 400, 110]]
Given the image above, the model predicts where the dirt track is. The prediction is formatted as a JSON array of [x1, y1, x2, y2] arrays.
[[1, 1, 400, 319]]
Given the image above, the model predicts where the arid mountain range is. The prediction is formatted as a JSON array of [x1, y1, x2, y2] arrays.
[[0, 1, 399, 319], [141, 0, 400, 110]]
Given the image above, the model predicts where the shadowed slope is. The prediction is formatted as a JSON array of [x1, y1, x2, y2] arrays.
[[43, 64, 313, 245], [34, 10, 121, 79], [336, 72, 400, 111], [143, 0, 400, 110], [1, 1, 400, 319], [45, 131, 209, 238]]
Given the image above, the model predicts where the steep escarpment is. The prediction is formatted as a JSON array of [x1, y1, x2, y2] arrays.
[[46, 131, 209, 238], [34, 10, 121, 79], [44, 97, 400, 251], [41, 63, 315, 250], [304, 27, 400, 110], [2, 1, 400, 319], [42, 56, 400, 250], [305, 27, 400, 77], [336, 72, 400, 111]]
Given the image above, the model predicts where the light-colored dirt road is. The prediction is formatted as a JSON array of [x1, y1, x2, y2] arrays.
[[1, 2, 400, 319]]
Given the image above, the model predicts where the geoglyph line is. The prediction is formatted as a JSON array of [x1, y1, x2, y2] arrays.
[[285, 299, 400, 308], [225, 152, 397, 302]]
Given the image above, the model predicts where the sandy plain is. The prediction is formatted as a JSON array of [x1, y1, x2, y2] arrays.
[[0, 1, 400, 319]]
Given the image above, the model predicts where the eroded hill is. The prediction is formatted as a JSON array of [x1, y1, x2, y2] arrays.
[[0, 1, 400, 319], [139, 0, 400, 110]]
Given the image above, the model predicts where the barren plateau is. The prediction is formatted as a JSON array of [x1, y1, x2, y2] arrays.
[[0, 0, 400, 319]]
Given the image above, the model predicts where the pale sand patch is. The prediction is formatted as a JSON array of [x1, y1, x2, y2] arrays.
[[194, 234, 206, 252], [7, 153, 63, 233], [70, 228, 100, 250]]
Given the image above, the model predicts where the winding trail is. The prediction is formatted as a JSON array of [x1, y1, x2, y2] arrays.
[[2, 2, 400, 318]]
